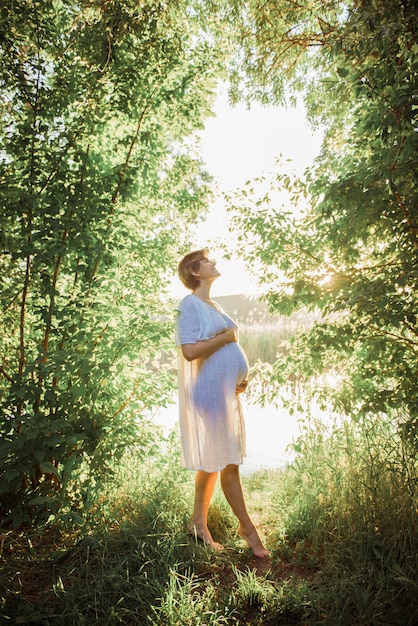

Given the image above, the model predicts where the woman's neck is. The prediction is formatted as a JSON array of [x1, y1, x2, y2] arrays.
[[193, 284, 213, 303]]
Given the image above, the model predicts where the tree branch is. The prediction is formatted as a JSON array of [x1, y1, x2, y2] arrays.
[[0, 365, 13, 382]]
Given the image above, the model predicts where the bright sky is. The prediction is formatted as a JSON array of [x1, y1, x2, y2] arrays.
[[171, 86, 323, 298]]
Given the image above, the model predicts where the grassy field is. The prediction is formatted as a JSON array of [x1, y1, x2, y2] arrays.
[[2, 413, 418, 625]]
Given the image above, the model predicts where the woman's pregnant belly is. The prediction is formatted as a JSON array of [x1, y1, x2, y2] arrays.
[[221, 342, 249, 383], [191, 343, 249, 416]]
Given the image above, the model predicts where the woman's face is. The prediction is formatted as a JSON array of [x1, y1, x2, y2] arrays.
[[196, 255, 220, 283]]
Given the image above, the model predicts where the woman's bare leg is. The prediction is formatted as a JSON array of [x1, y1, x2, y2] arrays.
[[220, 464, 269, 558], [189, 470, 223, 551]]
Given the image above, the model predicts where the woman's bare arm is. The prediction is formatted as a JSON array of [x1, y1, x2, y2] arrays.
[[181, 328, 236, 362]]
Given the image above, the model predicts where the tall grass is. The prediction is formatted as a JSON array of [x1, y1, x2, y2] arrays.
[[237, 303, 320, 366], [239, 324, 293, 365], [266, 410, 418, 625], [1, 409, 417, 625]]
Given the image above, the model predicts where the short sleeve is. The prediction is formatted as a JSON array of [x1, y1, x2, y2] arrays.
[[175, 296, 200, 345]]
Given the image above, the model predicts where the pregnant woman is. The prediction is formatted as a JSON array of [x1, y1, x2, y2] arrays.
[[175, 249, 269, 558]]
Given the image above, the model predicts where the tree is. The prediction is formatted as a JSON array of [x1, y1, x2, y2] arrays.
[[226, 0, 418, 438], [0, 0, 222, 526], [222, 0, 346, 105]]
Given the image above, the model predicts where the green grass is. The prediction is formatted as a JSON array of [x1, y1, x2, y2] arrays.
[[239, 324, 293, 365], [1, 415, 418, 625]]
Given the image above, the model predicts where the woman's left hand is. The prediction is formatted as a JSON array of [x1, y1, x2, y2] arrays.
[[236, 380, 248, 395]]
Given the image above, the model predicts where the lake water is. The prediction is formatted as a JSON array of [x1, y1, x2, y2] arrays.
[[151, 395, 320, 475]]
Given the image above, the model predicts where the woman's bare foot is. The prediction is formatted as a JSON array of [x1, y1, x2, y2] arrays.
[[238, 524, 270, 559], [188, 523, 224, 552]]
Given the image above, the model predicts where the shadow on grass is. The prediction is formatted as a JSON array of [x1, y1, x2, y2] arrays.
[[0, 458, 320, 626]]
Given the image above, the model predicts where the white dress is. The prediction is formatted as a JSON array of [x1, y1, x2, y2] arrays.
[[175, 294, 249, 472]]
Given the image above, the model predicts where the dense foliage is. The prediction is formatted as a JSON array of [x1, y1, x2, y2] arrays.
[[227, 0, 418, 442], [0, 0, 222, 525]]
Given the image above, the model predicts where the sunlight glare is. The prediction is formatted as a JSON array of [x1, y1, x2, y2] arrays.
[[170, 84, 323, 297]]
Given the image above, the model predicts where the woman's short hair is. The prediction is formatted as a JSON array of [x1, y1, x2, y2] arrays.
[[178, 249, 208, 290]]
